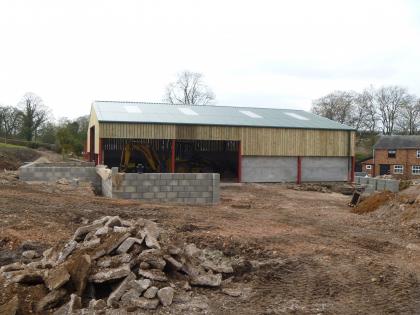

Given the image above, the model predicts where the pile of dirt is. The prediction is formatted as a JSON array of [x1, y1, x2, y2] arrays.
[[352, 191, 395, 214], [0, 216, 244, 314], [0, 144, 41, 170]]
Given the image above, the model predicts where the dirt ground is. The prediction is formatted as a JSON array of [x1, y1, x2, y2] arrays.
[[1, 178, 420, 314]]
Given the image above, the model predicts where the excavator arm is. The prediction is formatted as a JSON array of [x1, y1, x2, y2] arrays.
[[120, 143, 161, 172]]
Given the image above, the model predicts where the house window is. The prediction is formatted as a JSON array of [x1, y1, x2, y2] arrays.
[[366, 165, 372, 170], [394, 165, 403, 174], [416, 150, 420, 158], [388, 149, 396, 158], [412, 165, 420, 175]]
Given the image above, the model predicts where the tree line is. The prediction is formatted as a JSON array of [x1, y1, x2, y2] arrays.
[[311, 85, 420, 135], [0, 92, 88, 155]]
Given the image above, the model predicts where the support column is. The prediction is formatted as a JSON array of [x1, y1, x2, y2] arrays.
[[171, 139, 176, 173], [98, 138, 103, 165], [237, 141, 242, 183], [348, 156, 355, 182], [297, 156, 302, 184]]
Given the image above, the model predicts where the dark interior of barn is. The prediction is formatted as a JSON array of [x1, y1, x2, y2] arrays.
[[102, 138, 239, 181]]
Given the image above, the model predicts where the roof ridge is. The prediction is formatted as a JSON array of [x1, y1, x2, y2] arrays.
[[93, 100, 306, 111]]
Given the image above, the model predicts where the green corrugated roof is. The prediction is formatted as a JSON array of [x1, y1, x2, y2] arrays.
[[93, 101, 354, 131]]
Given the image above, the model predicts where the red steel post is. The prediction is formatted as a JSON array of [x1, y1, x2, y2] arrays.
[[297, 156, 302, 184], [237, 141, 242, 183], [171, 139, 176, 173]]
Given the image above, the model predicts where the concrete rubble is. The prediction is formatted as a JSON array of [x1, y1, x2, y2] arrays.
[[0, 215, 239, 313]]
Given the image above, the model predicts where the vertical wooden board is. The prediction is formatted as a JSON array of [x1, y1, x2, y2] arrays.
[[98, 122, 353, 157]]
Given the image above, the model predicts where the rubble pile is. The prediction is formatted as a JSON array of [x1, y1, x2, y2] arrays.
[[287, 183, 331, 193], [0, 216, 237, 314]]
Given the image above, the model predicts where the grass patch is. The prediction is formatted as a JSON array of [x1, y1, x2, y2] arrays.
[[0, 143, 25, 149]]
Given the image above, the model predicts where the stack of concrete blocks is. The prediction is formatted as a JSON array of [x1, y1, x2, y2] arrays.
[[355, 176, 399, 193], [102, 168, 220, 204], [19, 162, 102, 192]]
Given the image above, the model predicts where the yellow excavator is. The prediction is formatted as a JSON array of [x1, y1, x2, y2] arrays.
[[119, 143, 161, 173]]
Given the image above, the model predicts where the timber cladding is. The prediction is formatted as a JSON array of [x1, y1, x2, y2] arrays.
[[98, 122, 355, 157]]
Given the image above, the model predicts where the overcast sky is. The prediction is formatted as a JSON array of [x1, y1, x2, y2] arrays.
[[0, 0, 419, 120]]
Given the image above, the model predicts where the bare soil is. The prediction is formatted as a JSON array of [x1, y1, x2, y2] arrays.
[[1, 180, 420, 314]]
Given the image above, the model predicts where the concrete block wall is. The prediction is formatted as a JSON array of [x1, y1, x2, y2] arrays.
[[19, 162, 101, 192], [355, 176, 399, 193], [104, 169, 220, 204], [242, 156, 350, 182], [301, 157, 349, 182], [242, 157, 297, 182]]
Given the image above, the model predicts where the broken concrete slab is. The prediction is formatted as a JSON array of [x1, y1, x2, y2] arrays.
[[105, 233, 131, 255], [116, 237, 144, 254], [129, 297, 159, 310], [138, 269, 167, 282], [190, 273, 222, 287], [120, 288, 141, 304], [138, 249, 166, 270], [95, 226, 110, 236], [57, 240, 78, 263], [87, 299, 107, 313], [0, 262, 24, 273], [22, 250, 40, 259], [168, 245, 182, 256], [164, 255, 183, 270], [113, 226, 132, 233], [92, 216, 111, 225], [81, 237, 101, 249], [143, 286, 158, 299], [107, 272, 136, 307], [36, 288, 67, 313], [184, 243, 201, 258], [222, 288, 242, 297], [105, 216, 122, 228], [97, 253, 132, 268], [144, 220, 160, 239], [72, 222, 103, 241], [128, 278, 151, 295], [66, 254, 91, 295], [89, 264, 131, 283], [157, 287, 174, 306], [45, 265, 70, 290], [145, 235, 160, 250], [53, 294, 82, 315]]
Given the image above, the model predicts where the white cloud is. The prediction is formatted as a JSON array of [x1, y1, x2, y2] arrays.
[[0, 0, 419, 118]]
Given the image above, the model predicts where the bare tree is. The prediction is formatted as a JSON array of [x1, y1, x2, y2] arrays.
[[311, 91, 355, 125], [376, 86, 412, 135], [397, 98, 420, 135], [164, 71, 215, 105], [0, 106, 22, 142], [354, 88, 378, 133], [18, 92, 50, 141]]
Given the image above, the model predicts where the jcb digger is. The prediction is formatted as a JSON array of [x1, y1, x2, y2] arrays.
[[119, 143, 161, 173]]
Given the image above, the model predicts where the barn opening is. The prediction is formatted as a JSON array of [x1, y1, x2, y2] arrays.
[[102, 138, 239, 181]]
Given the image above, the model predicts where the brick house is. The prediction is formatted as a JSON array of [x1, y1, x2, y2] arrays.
[[370, 135, 420, 179], [360, 157, 374, 176]]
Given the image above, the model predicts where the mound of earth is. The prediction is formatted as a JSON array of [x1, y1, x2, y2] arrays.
[[0, 144, 41, 170], [352, 191, 395, 214]]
